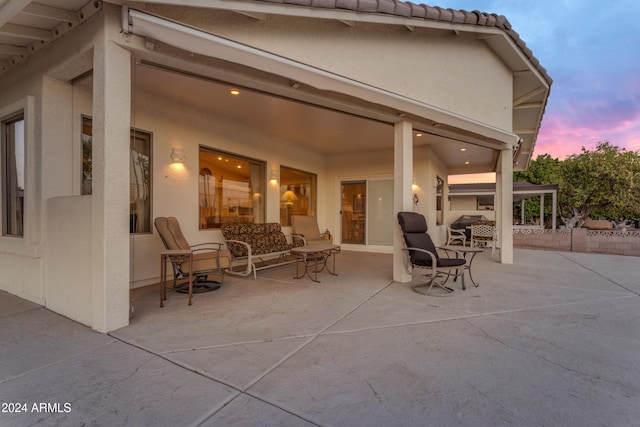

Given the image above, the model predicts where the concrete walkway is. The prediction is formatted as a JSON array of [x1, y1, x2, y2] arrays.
[[1, 249, 639, 426]]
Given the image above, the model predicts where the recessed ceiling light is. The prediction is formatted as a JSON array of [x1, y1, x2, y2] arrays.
[[464, 161, 470, 165], [229, 88, 240, 96], [415, 133, 423, 137], [460, 148, 467, 152]]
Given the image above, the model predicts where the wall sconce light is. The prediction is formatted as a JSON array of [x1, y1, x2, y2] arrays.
[[270, 169, 279, 184], [171, 148, 186, 164]]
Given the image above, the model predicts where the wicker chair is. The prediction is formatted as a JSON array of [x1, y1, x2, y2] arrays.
[[470, 220, 497, 257]]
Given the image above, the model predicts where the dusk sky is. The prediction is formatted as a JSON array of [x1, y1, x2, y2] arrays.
[[432, 0, 640, 159]]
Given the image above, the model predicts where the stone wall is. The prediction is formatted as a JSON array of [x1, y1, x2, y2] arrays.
[[513, 228, 640, 256]]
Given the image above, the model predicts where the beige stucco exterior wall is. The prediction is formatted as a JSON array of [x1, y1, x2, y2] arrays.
[[0, 4, 517, 329], [127, 87, 327, 287], [146, 6, 514, 131]]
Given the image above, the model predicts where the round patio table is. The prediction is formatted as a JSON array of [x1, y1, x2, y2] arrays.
[[441, 245, 483, 290], [291, 244, 341, 283]]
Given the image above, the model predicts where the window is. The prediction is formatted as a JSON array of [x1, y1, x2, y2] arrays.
[[81, 116, 92, 195], [199, 147, 265, 228], [280, 166, 317, 226], [2, 114, 25, 237], [82, 117, 153, 233], [130, 129, 152, 233]]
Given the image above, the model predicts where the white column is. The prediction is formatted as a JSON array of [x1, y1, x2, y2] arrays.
[[91, 17, 131, 332], [521, 199, 525, 224], [552, 190, 557, 229], [498, 149, 513, 263], [393, 120, 413, 282], [539, 194, 545, 226]]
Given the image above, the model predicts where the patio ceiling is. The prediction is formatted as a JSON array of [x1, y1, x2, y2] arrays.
[[1, 0, 512, 172], [130, 63, 497, 171]]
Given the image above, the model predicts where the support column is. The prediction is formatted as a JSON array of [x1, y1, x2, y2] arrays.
[[393, 121, 413, 282], [540, 194, 545, 226], [497, 149, 513, 263], [552, 190, 557, 229], [91, 16, 131, 332]]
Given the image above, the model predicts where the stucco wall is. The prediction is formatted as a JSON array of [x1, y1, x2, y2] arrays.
[[46, 196, 93, 325], [128, 87, 327, 286], [146, 6, 514, 130]]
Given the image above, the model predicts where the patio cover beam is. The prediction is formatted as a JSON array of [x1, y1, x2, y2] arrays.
[[122, 7, 519, 151]]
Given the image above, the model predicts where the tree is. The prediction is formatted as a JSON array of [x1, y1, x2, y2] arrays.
[[559, 141, 640, 224], [513, 154, 561, 225]]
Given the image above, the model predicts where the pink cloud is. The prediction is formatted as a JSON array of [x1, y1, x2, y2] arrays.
[[534, 111, 640, 159]]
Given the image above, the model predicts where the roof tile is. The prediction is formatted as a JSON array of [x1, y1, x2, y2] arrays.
[[311, 0, 337, 8], [473, 10, 487, 26], [437, 7, 453, 22], [408, 3, 426, 18], [424, 6, 440, 20], [335, 0, 357, 10], [377, 0, 396, 15], [451, 10, 466, 24], [284, 0, 311, 6], [394, 1, 412, 17], [357, 0, 379, 13]]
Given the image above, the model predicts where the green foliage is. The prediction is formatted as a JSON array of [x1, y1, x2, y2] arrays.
[[514, 142, 640, 225], [514, 153, 561, 185], [559, 141, 640, 219], [514, 154, 562, 223]]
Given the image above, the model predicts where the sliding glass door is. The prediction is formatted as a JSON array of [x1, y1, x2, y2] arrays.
[[340, 179, 393, 246]]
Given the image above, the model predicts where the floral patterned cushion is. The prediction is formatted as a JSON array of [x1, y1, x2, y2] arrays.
[[221, 223, 294, 257]]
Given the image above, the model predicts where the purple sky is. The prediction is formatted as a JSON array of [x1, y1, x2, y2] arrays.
[[430, 1, 640, 159]]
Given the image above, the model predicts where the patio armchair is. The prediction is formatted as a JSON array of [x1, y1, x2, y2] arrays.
[[446, 225, 467, 246], [154, 217, 232, 292], [470, 220, 497, 257], [398, 212, 466, 296], [291, 215, 325, 245]]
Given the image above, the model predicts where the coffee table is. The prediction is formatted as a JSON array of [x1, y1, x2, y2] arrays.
[[291, 244, 341, 283]]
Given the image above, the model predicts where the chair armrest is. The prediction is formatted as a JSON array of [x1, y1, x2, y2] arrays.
[[291, 234, 307, 246], [190, 242, 224, 252], [437, 246, 464, 259], [402, 247, 438, 268], [223, 239, 252, 258]]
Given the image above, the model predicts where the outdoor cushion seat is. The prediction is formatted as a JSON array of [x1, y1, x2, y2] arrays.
[[398, 211, 466, 296], [291, 215, 326, 245], [154, 216, 231, 291], [221, 222, 300, 278]]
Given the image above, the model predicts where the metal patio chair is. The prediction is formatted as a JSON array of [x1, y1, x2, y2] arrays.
[[398, 212, 466, 296], [154, 216, 232, 292]]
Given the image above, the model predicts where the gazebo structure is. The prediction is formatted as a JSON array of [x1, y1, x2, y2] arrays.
[[449, 182, 558, 229]]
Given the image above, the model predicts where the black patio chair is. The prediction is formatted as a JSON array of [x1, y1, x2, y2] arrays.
[[398, 212, 466, 296]]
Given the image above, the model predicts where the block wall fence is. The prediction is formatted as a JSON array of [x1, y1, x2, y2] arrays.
[[513, 228, 640, 257]]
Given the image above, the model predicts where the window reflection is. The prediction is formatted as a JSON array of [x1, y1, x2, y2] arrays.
[[3, 114, 24, 237], [279, 166, 316, 226], [199, 147, 265, 228]]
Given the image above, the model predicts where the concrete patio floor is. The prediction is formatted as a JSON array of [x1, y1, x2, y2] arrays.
[[1, 248, 640, 426]]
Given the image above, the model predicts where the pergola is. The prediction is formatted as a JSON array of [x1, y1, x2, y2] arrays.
[[449, 182, 558, 229]]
